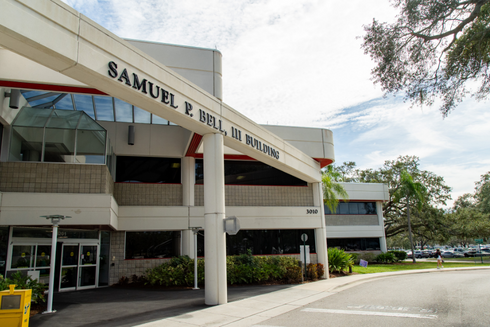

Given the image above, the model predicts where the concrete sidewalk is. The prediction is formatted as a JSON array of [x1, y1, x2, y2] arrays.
[[30, 266, 490, 327]]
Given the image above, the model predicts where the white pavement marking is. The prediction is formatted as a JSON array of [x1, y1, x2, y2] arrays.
[[301, 308, 438, 319]]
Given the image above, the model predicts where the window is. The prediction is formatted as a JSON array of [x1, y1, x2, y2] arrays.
[[195, 160, 307, 186], [9, 108, 107, 164], [324, 202, 377, 215], [125, 232, 178, 259], [225, 229, 316, 255], [116, 156, 181, 183], [327, 238, 381, 251]]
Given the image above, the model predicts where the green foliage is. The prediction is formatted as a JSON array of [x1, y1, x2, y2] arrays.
[[475, 172, 490, 214], [306, 263, 318, 280], [361, 0, 490, 115], [389, 250, 408, 261], [145, 255, 301, 287], [327, 248, 353, 273], [322, 165, 349, 213], [357, 252, 376, 264], [349, 253, 360, 264], [0, 272, 47, 304], [285, 266, 302, 284], [375, 252, 397, 264]]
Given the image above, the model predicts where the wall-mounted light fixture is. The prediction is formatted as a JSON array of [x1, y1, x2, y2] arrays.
[[128, 125, 135, 145], [4, 89, 21, 109]]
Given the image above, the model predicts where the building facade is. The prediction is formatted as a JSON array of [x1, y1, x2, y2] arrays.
[[0, 0, 387, 304]]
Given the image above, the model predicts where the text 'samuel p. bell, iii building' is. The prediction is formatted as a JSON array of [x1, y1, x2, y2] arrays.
[[0, 0, 388, 305]]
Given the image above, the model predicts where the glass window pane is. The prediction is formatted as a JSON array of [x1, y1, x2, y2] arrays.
[[76, 130, 106, 164], [11, 245, 33, 268], [46, 110, 80, 129], [9, 126, 43, 162], [339, 202, 349, 214], [12, 107, 52, 127], [44, 128, 76, 163], [21, 90, 45, 99], [62, 245, 79, 266], [152, 114, 168, 125], [365, 203, 377, 214], [53, 94, 74, 110], [0, 227, 8, 276], [114, 98, 133, 122], [36, 245, 51, 268], [125, 231, 176, 259], [60, 267, 77, 289], [81, 246, 97, 265], [349, 203, 359, 214], [358, 203, 368, 214], [73, 94, 95, 119], [134, 107, 151, 124], [29, 94, 60, 107], [94, 96, 114, 121]]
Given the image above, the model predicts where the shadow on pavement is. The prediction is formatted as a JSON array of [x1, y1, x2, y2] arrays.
[[30, 284, 295, 327]]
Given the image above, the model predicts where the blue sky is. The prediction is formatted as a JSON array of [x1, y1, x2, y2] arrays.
[[62, 0, 490, 206]]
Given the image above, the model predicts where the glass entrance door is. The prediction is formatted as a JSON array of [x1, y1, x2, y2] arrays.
[[60, 244, 98, 291]]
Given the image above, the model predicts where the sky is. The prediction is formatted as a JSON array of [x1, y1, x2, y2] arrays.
[[62, 0, 490, 207]]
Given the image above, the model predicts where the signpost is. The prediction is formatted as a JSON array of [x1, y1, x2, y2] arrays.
[[301, 233, 308, 281], [475, 239, 484, 264]]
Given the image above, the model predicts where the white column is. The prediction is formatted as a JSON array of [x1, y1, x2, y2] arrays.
[[313, 182, 329, 278], [182, 156, 195, 258], [377, 201, 388, 252], [203, 133, 227, 305]]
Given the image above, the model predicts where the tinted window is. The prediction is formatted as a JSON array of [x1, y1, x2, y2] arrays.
[[328, 238, 380, 251], [116, 156, 181, 183], [195, 159, 307, 186], [324, 202, 377, 215], [125, 231, 177, 259]]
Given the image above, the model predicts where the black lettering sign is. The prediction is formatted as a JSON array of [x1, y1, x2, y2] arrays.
[[118, 68, 131, 86], [148, 82, 160, 98], [132, 74, 147, 94], [108, 61, 118, 78]]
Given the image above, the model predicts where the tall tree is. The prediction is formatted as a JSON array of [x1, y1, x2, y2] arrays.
[[362, 0, 490, 115], [322, 165, 349, 214], [475, 172, 490, 213], [393, 170, 427, 263], [355, 156, 451, 239]]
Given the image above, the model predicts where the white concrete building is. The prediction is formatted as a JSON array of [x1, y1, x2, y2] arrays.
[[0, 0, 387, 305]]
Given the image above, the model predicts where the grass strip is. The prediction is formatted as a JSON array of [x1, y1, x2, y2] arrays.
[[352, 262, 490, 274]]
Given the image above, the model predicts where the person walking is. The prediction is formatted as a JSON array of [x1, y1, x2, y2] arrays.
[[436, 249, 443, 269]]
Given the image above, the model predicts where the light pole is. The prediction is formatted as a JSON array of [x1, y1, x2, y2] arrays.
[[41, 214, 71, 314], [191, 227, 202, 290]]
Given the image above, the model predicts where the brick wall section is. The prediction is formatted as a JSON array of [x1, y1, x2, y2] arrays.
[[113, 184, 183, 206], [0, 162, 113, 193], [325, 215, 379, 226], [194, 184, 314, 206], [109, 231, 171, 285]]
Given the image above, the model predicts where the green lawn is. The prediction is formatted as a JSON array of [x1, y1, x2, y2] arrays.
[[352, 261, 490, 274]]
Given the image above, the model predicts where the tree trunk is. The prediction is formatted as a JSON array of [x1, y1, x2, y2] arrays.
[[407, 201, 416, 263]]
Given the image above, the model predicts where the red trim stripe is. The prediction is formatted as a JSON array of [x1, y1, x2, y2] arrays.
[[0, 81, 107, 95]]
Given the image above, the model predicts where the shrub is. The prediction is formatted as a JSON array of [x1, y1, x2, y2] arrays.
[[327, 248, 354, 273], [285, 266, 302, 283], [316, 263, 325, 279], [145, 254, 302, 287], [350, 253, 360, 264], [375, 252, 397, 263], [389, 250, 407, 261], [306, 263, 318, 280], [0, 272, 47, 304]]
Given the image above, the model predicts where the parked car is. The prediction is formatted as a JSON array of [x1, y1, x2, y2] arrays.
[[421, 250, 431, 258], [441, 251, 456, 258]]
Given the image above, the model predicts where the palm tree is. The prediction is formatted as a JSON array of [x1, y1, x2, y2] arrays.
[[393, 170, 427, 263], [322, 165, 349, 213]]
